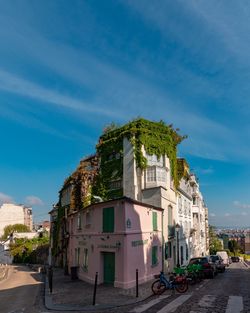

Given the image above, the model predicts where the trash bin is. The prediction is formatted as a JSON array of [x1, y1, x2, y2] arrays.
[[70, 266, 78, 280]]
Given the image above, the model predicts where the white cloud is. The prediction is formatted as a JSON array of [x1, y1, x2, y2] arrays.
[[210, 213, 216, 217], [225, 213, 231, 217], [233, 200, 250, 209], [241, 212, 248, 216], [0, 192, 14, 205], [25, 196, 44, 206]]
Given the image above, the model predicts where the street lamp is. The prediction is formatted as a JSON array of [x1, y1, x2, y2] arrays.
[[175, 223, 180, 267]]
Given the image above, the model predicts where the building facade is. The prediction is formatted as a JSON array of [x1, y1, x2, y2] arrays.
[[51, 119, 209, 288], [67, 197, 163, 288], [0, 203, 33, 237]]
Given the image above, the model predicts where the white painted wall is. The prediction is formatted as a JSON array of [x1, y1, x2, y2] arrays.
[[0, 203, 33, 237]]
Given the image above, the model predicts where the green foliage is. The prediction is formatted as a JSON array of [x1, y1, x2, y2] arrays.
[[1, 224, 30, 240], [228, 240, 241, 256], [97, 118, 186, 191], [9, 236, 49, 264], [209, 225, 223, 254]]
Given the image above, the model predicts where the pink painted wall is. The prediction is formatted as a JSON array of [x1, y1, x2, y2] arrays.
[[67, 198, 163, 289]]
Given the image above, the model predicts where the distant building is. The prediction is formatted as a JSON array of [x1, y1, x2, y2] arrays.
[[245, 233, 250, 254], [0, 203, 33, 237]]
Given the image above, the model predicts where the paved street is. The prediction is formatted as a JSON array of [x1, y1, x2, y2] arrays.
[[1, 263, 249, 313], [121, 262, 250, 313], [41, 261, 248, 313], [0, 265, 43, 313]]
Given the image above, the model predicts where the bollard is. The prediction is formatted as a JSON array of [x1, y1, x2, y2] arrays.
[[92, 272, 98, 305], [136, 269, 139, 298], [48, 266, 53, 293]]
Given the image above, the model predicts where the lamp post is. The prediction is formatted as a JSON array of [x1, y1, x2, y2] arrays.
[[175, 223, 180, 268]]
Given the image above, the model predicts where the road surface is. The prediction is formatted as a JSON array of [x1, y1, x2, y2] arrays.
[[0, 265, 42, 313]]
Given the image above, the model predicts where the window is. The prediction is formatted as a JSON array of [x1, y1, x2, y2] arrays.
[[165, 242, 172, 259], [86, 211, 91, 226], [152, 246, 158, 266], [186, 244, 189, 260], [147, 166, 156, 182], [146, 166, 167, 183], [168, 242, 172, 258], [152, 212, 158, 231], [83, 248, 88, 271], [103, 207, 114, 232], [178, 196, 182, 214], [184, 200, 187, 216], [168, 206, 173, 225], [75, 247, 80, 266], [156, 167, 167, 182], [77, 213, 82, 230], [109, 180, 122, 190], [181, 246, 184, 265]]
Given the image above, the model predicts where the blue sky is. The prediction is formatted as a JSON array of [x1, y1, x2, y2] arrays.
[[0, 0, 249, 227]]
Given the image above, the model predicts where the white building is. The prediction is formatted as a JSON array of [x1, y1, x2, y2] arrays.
[[176, 159, 193, 266], [189, 174, 208, 257], [0, 203, 33, 237]]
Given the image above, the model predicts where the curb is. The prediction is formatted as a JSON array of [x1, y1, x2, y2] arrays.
[[44, 276, 153, 312]]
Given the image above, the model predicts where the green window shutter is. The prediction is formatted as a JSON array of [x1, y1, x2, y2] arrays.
[[152, 246, 158, 266], [152, 212, 157, 231], [103, 207, 114, 232]]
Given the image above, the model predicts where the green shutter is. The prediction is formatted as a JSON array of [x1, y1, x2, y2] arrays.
[[152, 246, 158, 266], [152, 212, 157, 231], [103, 207, 114, 232]]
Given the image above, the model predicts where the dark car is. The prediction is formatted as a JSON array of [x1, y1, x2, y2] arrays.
[[210, 255, 226, 273], [231, 256, 240, 262], [188, 256, 217, 278]]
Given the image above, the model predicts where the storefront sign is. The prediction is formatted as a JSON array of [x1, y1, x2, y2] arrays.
[[78, 241, 87, 246], [97, 244, 118, 249]]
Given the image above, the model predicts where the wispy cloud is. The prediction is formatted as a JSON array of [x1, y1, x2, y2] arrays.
[[0, 192, 14, 205], [233, 200, 250, 210], [0, 69, 117, 118], [25, 195, 44, 206]]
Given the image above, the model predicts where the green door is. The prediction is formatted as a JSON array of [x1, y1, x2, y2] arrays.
[[103, 252, 115, 284]]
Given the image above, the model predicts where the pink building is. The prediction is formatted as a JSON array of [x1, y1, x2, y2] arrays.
[[67, 197, 163, 289]]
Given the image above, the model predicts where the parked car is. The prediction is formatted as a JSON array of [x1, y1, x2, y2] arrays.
[[231, 256, 240, 262], [210, 255, 226, 273], [188, 256, 217, 278], [216, 251, 230, 267]]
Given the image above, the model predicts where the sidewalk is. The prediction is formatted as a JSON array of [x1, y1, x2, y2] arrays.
[[44, 268, 154, 311]]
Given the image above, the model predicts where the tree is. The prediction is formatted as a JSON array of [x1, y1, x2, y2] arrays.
[[9, 236, 49, 264], [228, 240, 240, 256], [209, 225, 222, 254], [1, 224, 30, 239]]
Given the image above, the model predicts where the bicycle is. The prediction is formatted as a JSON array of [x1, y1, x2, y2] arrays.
[[151, 271, 188, 295]]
